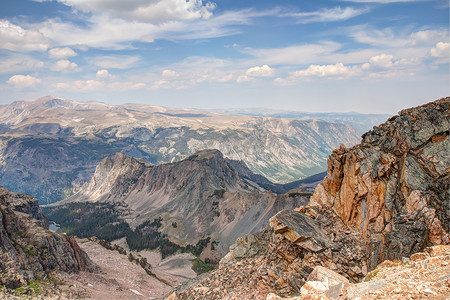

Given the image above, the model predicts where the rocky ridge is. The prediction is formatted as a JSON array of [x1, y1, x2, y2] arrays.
[[0, 96, 362, 204], [170, 97, 450, 299], [53, 149, 310, 256], [0, 186, 97, 289]]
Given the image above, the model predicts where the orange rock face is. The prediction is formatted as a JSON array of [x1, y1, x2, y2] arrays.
[[311, 97, 450, 268]]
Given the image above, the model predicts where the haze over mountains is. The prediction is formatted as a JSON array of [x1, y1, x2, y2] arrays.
[[0, 96, 384, 204]]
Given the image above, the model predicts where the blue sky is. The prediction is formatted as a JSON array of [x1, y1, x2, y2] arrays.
[[0, 0, 448, 113]]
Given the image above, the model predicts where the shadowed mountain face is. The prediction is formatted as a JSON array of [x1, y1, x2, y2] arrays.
[[53, 149, 309, 256], [0, 96, 361, 204]]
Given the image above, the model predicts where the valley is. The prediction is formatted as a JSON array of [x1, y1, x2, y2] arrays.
[[0, 96, 448, 299], [0, 96, 367, 204]]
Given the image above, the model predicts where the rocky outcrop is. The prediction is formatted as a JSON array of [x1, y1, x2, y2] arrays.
[[169, 98, 449, 299], [267, 245, 450, 299], [0, 186, 97, 289], [310, 97, 449, 269]]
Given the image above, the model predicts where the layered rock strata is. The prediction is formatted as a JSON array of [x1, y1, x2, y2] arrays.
[[310, 97, 449, 268]]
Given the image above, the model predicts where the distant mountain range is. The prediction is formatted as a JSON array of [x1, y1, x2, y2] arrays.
[[211, 108, 390, 134], [0, 96, 368, 204]]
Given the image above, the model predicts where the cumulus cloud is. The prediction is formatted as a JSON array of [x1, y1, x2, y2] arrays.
[[368, 54, 394, 68], [0, 20, 49, 52], [7, 75, 41, 88], [430, 42, 450, 64], [51, 59, 81, 73], [246, 65, 274, 77], [292, 63, 357, 78], [283, 7, 369, 23], [96, 69, 117, 80], [431, 42, 449, 57], [162, 69, 180, 79], [48, 47, 77, 59]]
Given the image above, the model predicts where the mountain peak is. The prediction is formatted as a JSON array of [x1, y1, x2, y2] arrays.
[[186, 149, 223, 161]]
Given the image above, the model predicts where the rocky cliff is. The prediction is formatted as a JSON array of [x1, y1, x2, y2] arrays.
[[170, 97, 449, 299], [0, 96, 362, 204], [310, 97, 449, 268], [0, 186, 97, 289], [54, 149, 309, 256]]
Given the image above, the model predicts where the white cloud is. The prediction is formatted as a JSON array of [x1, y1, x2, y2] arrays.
[[0, 20, 49, 52], [236, 75, 251, 83], [246, 65, 274, 77], [162, 69, 180, 79], [409, 30, 448, 46], [38, 0, 216, 24], [368, 54, 394, 68], [55, 80, 102, 91], [430, 42, 450, 64], [91, 55, 140, 69], [0, 54, 44, 74], [243, 42, 342, 65], [96, 69, 117, 80], [292, 63, 358, 78], [431, 42, 449, 57], [48, 47, 77, 59], [51, 59, 81, 73], [7, 75, 41, 88], [283, 7, 369, 23]]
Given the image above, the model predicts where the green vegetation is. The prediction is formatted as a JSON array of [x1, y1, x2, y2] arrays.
[[18, 244, 36, 257], [364, 268, 380, 282], [42, 202, 130, 241], [191, 258, 215, 274], [43, 203, 212, 259], [13, 279, 42, 296]]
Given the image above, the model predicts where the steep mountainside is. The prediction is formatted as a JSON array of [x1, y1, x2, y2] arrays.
[[0, 186, 97, 289], [53, 149, 309, 256], [0, 96, 361, 204], [310, 97, 449, 267], [171, 97, 450, 299]]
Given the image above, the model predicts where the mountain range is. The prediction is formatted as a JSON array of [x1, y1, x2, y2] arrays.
[[0, 97, 448, 299], [47, 149, 310, 258], [0, 96, 370, 204]]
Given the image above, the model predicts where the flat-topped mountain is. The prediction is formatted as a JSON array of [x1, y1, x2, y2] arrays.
[[0, 96, 363, 204], [52, 149, 309, 257]]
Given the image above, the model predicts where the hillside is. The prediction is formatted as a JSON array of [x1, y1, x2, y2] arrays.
[[171, 97, 450, 299], [0, 186, 97, 290], [46, 149, 310, 258], [0, 96, 362, 204]]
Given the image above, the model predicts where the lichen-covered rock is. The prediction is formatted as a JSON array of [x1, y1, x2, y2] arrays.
[[310, 97, 449, 269], [0, 186, 98, 289]]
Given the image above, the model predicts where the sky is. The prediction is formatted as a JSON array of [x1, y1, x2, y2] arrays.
[[0, 0, 448, 114]]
